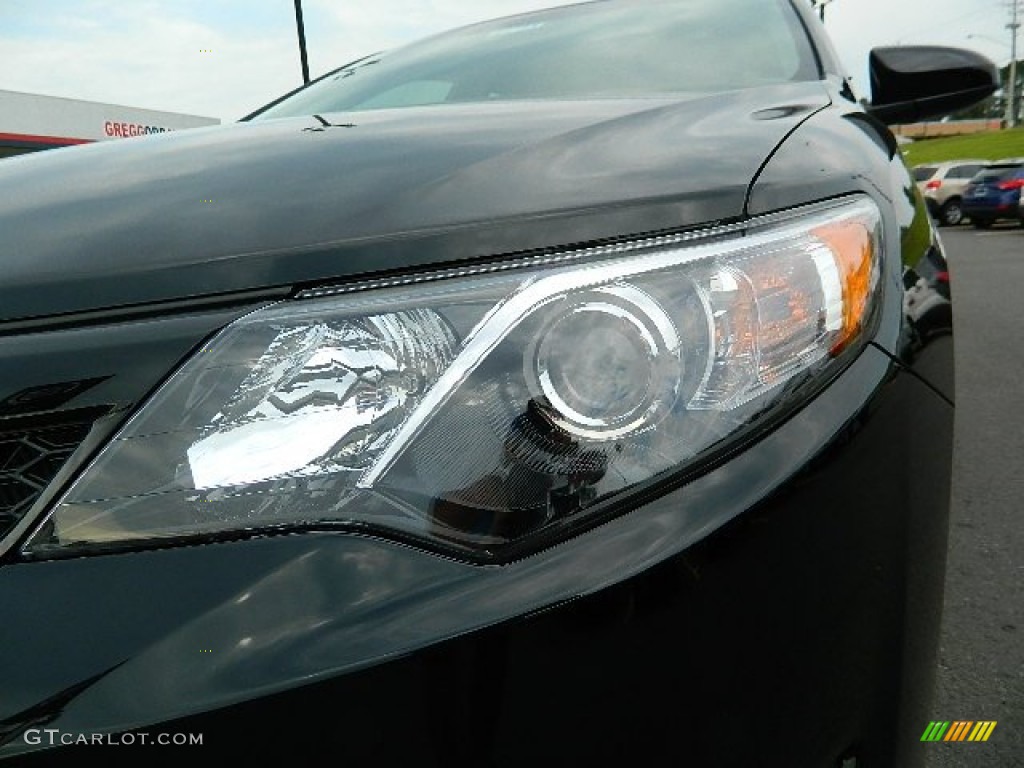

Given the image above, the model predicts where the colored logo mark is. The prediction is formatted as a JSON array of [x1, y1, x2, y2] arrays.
[[921, 721, 997, 742]]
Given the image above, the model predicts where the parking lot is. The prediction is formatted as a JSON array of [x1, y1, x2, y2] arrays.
[[925, 224, 1024, 766]]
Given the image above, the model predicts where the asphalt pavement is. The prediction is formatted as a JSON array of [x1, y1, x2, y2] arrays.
[[924, 224, 1024, 768]]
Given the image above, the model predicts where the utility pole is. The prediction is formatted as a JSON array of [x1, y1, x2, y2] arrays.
[[1009, 1, 1020, 127], [294, 0, 310, 85]]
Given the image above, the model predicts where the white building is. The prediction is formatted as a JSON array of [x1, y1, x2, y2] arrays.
[[0, 89, 220, 159]]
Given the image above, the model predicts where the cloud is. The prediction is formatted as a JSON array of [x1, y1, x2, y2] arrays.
[[1, 0, 300, 120], [0, 0, 563, 121], [0, 0, 1012, 121], [824, 0, 1010, 98]]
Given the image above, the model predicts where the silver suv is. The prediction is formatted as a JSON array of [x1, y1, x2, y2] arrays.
[[913, 160, 989, 226]]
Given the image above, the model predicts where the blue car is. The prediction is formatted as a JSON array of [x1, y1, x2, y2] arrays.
[[962, 161, 1024, 228]]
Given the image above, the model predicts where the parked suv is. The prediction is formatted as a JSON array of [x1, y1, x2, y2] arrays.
[[913, 160, 988, 226], [962, 161, 1024, 228]]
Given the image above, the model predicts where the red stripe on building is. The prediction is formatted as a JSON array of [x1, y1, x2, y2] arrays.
[[0, 132, 94, 147]]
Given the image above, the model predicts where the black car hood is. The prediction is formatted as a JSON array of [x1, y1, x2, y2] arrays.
[[0, 82, 829, 322]]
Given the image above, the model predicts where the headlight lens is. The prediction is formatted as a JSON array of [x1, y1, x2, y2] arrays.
[[26, 197, 882, 558]]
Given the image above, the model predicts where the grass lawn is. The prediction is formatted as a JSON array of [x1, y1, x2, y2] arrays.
[[901, 127, 1024, 166]]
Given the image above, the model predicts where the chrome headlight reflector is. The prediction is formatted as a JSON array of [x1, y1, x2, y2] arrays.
[[27, 197, 882, 558]]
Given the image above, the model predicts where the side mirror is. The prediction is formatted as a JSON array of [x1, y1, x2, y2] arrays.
[[866, 46, 999, 125]]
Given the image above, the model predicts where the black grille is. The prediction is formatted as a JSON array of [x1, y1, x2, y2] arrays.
[[0, 421, 93, 541]]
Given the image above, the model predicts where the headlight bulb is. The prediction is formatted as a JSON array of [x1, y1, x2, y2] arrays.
[[526, 283, 682, 441]]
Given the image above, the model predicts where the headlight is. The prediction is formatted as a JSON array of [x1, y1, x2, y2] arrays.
[[26, 197, 882, 560]]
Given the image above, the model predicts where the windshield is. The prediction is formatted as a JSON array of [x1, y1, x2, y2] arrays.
[[913, 167, 938, 182], [250, 0, 819, 121]]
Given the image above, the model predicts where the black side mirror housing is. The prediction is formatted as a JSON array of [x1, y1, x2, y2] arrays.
[[866, 46, 999, 125]]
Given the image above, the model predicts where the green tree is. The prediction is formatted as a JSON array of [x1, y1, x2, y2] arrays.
[[950, 95, 1001, 120], [1000, 61, 1023, 124], [948, 61, 1021, 122]]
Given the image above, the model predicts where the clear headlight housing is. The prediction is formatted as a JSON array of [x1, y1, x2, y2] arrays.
[[27, 197, 882, 560]]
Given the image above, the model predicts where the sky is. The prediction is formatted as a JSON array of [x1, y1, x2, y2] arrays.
[[0, 0, 1017, 122]]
